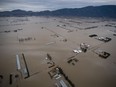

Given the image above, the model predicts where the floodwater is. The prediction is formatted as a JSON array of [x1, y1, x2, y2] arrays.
[[0, 17, 116, 87]]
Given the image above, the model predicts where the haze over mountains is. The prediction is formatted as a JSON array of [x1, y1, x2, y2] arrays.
[[0, 5, 116, 18]]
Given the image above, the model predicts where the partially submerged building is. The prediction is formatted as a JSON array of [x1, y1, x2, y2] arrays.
[[94, 50, 110, 59], [96, 37, 112, 42], [89, 34, 98, 37], [80, 43, 90, 52], [48, 67, 74, 87], [16, 54, 30, 79]]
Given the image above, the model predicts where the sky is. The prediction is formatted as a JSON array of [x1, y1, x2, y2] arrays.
[[0, 0, 116, 11]]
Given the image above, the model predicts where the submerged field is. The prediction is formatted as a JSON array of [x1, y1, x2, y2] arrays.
[[0, 17, 116, 87]]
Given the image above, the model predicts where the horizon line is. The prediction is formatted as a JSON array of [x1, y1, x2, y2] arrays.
[[0, 5, 116, 12]]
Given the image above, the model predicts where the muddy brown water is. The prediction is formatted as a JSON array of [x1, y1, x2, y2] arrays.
[[0, 17, 116, 87]]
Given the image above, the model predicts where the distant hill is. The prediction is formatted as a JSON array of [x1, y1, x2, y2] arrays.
[[0, 5, 116, 18]]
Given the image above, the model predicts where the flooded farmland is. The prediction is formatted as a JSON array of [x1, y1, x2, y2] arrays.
[[0, 17, 116, 87]]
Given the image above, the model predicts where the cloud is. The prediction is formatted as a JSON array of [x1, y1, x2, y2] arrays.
[[0, 0, 116, 11]]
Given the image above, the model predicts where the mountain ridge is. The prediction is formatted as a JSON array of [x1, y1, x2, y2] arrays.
[[0, 5, 116, 18]]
